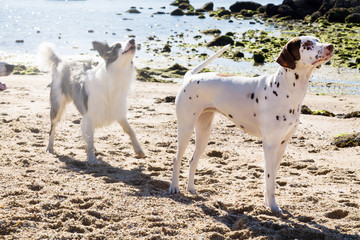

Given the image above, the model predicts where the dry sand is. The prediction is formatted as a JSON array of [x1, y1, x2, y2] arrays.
[[0, 74, 359, 239]]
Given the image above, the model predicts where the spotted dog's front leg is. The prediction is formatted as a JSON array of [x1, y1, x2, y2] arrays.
[[263, 141, 282, 212]]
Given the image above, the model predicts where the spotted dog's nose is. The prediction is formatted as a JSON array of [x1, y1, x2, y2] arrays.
[[129, 39, 135, 45], [326, 44, 334, 52]]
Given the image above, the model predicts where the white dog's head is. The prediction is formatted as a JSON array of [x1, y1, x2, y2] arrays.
[[276, 36, 333, 70], [0, 62, 15, 77], [92, 39, 136, 68]]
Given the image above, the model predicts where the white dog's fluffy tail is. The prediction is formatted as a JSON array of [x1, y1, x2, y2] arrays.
[[184, 44, 230, 79], [36, 42, 61, 72]]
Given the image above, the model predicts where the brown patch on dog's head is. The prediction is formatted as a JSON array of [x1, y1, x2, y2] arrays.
[[276, 37, 301, 70]]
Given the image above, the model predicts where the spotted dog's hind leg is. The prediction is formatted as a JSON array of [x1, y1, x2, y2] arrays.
[[187, 111, 215, 194], [169, 109, 197, 194]]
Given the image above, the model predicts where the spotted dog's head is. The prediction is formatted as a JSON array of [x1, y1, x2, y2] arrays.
[[276, 36, 333, 70], [92, 39, 136, 68], [0, 62, 15, 77]]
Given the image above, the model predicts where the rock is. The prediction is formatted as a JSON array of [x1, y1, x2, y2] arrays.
[[201, 2, 213, 11], [200, 29, 221, 35], [325, 8, 351, 23], [234, 51, 244, 58], [171, 8, 184, 16], [325, 209, 349, 219], [207, 35, 234, 46], [229, 1, 262, 13], [170, 0, 189, 6], [215, 9, 231, 18], [310, 11, 322, 21], [333, 133, 360, 148], [178, 2, 193, 10], [265, 4, 278, 17], [162, 44, 171, 53], [301, 105, 335, 117], [167, 63, 188, 71], [345, 13, 360, 23], [240, 9, 256, 17], [344, 111, 360, 118], [126, 7, 141, 14], [301, 105, 313, 115], [253, 52, 265, 64]]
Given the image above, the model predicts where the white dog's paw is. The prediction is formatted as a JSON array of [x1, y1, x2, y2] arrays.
[[87, 153, 98, 165], [135, 150, 146, 159], [46, 146, 54, 154], [169, 184, 180, 194], [186, 186, 197, 195]]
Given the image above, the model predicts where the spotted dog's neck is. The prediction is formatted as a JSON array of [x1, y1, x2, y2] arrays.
[[274, 66, 315, 104]]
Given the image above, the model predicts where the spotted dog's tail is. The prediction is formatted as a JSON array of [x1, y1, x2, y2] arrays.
[[184, 44, 230, 79], [36, 43, 61, 72]]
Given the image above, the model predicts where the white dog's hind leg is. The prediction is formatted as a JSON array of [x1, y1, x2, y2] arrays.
[[263, 141, 282, 212], [81, 115, 96, 163], [187, 112, 215, 194], [47, 94, 67, 154], [118, 118, 145, 158]]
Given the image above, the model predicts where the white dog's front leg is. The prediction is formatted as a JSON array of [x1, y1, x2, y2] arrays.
[[263, 141, 282, 212], [81, 115, 96, 164]]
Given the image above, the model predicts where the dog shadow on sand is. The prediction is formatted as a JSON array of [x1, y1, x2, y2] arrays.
[[55, 154, 199, 205]]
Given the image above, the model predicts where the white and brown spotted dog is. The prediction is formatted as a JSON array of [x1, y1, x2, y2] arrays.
[[169, 36, 333, 212]]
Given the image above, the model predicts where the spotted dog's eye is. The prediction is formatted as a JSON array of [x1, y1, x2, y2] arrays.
[[302, 40, 314, 50]]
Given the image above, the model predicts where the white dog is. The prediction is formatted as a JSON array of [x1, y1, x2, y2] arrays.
[[38, 39, 145, 163], [169, 36, 334, 212]]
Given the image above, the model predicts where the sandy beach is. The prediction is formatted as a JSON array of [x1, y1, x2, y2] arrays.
[[0, 72, 359, 239]]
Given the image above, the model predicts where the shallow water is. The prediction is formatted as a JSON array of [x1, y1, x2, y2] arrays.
[[0, 0, 359, 95]]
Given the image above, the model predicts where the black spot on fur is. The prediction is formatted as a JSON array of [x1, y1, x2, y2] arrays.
[[295, 73, 299, 80], [270, 82, 273, 88], [240, 125, 245, 129], [229, 114, 233, 118], [184, 89, 186, 93], [197, 81, 200, 84], [189, 97, 192, 100], [286, 95, 289, 98], [283, 116, 286, 121], [293, 82, 296, 87], [264, 86, 267, 91], [281, 140, 285, 144], [256, 98, 258, 103], [265, 96, 267, 100], [276, 116, 279, 120], [196, 95, 199, 98], [276, 82, 280, 88], [267, 174, 270, 178], [273, 91, 278, 97], [251, 93, 255, 99], [254, 113, 256, 117]]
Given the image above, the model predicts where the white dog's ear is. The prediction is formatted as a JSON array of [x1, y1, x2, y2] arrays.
[[92, 41, 110, 58], [276, 37, 301, 70]]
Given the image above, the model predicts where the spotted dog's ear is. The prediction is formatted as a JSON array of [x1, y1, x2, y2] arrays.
[[276, 37, 301, 70], [92, 41, 110, 59]]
